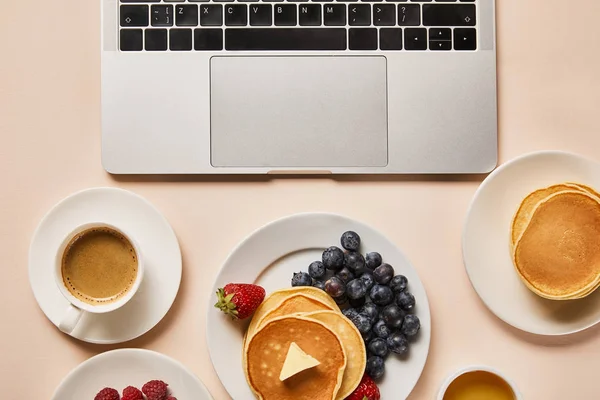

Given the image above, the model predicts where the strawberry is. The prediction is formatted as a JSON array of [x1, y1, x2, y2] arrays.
[[215, 283, 265, 320], [346, 374, 380, 400]]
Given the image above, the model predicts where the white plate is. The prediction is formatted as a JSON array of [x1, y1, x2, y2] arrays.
[[207, 213, 431, 400], [463, 150, 600, 335], [51, 348, 213, 400], [28, 187, 182, 344]]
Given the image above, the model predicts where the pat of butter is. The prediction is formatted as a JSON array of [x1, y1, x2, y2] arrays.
[[279, 342, 320, 381]]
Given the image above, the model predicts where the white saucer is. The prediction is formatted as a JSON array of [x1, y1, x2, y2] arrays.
[[207, 213, 431, 400], [29, 187, 182, 344], [463, 150, 600, 335], [51, 348, 213, 399]]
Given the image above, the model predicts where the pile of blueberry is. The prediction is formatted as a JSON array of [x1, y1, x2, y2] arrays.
[[291, 231, 421, 381]]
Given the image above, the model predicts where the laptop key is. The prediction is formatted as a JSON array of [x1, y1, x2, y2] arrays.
[[170, 28, 193, 50], [373, 4, 395, 26], [453, 27, 476, 50], [275, 5, 297, 26], [120, 29, 143, 51], [397, 4, 420, 26], [430, 40, 451, 50], [120, 5, 149, 27], [404, 27, 427, 50], [176, 5, 199, 26], [323, 4, 346, 25], [194, 28, 224, 50], [422, 4, 475, 26], [200, 5, 223, 26], [299, 5, 322, 26], [225, 5, 247, 26], [379, 27, 402, 50], [225, 28, 346, 50], [250, 4, 272, 26], [349, 28, 377, 50], [145, 29, 168, 50], [429, 27, 450, 40], [151, 5, 173, 26], [349, 4, 370, 26]]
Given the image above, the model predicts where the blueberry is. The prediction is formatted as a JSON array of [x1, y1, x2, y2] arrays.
[[350, 313, 372, 334], [312, 280, 326, 291], [342, 307, 360, 320], [360, 302, 379, 324], [373, 263, 395, 285], [346, 279, 368, 300], [334, 294, 348, 306], [341, 231, 361, 251], [370, 284, 394, 306], [359, 271, 375, 291], [365, 252, 383, 270], [380, 304, 405, 329], [368, 337, 389, 358], [322, 246, 345, 270], [396, 291, 416, 311], [389, 275, 408, 293], [373, 319, 391, 339], [401, 314, 421, 337], [361, 330, 374, 343], [308, 261, 326, 279], [325, 276, 346, 298], [349, 296, 366, 308], [365, 355, 385, 380], [344, 252, 366, 276], [336, 267, 355, 284], [291, 272, 312, 287], [386, 331, 409, 355]]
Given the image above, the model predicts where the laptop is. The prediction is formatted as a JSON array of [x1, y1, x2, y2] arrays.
[[101, 0, 496, 174]]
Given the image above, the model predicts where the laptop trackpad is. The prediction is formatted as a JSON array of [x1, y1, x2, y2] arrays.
[[210, 56, 388, 168]]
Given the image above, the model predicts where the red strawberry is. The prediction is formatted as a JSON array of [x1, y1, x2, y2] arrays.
[[346, 374, 380, 400], [122, 386, 143, 400], [215, 283, 265, 320]]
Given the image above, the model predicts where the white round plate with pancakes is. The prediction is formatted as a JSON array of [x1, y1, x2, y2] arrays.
[[207, 213, 431, 400], [463, 150, 600, 335], [28, 187, 182, 344], [51, 349, 213, 399]]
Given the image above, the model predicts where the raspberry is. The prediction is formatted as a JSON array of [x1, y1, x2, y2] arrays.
[[166, 397, 177, 400], [142, 380, 169, 400], [122, 386, 143, 400], [94, 387, 120, 400]]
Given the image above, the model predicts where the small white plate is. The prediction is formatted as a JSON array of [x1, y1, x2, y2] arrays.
[[51, 348, 213, 400], [463, 150, 600, 335], [207, 213, 431, 400], [29, 187, 182, 344]]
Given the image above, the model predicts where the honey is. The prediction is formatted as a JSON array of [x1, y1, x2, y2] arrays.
[[443, 371, 515, 400]]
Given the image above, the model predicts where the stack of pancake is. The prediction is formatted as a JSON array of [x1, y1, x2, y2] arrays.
[[243, 287, 367, 400], [510, 183, 600, 300]]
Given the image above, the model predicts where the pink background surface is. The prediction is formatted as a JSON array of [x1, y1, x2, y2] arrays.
[[2, 1, 600, 398]]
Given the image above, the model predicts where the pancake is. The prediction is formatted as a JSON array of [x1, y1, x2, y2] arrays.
[[244, 287, 338, 347], [513, 191, 600, 299], [245, 315, 347, 400], [302, 311, 366, 400], [510, 183, 595, 246]]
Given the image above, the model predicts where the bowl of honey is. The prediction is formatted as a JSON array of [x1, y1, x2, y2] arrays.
[[438, 366, 522, 400]]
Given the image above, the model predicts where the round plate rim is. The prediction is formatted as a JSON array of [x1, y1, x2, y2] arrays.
[[206, 212, 431, 399], [462, 150, 600, 336]]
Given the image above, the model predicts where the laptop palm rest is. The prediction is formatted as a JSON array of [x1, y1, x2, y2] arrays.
[[210, 56, 388, 168]]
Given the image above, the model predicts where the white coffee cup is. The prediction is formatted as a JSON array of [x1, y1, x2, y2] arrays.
[[54, 222, 144, 334], [437, 365, 522, 400]]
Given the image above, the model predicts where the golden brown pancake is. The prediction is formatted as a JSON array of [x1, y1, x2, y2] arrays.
[[245, 316, 346, 400], [302, 311, 366, 400], [510, 183, 593, 246], [513, 191, 600, 299]]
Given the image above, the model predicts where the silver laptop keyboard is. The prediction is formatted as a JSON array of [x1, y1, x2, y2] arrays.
[[119, 0, 477, 52]]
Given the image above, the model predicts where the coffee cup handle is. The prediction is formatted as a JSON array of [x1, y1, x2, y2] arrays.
[[58, 304, 84, 334]]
